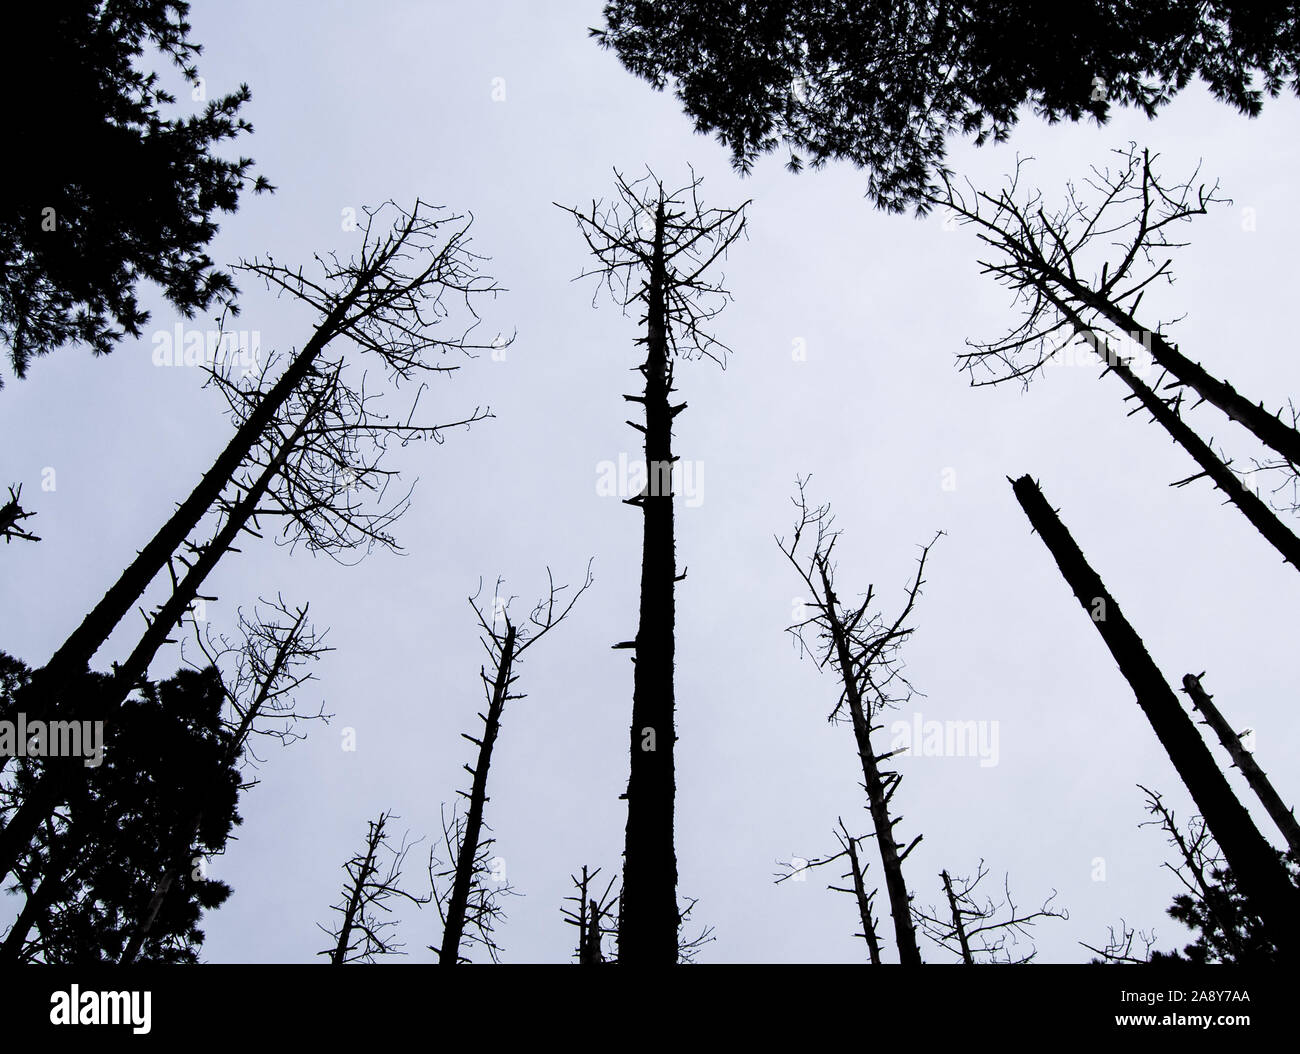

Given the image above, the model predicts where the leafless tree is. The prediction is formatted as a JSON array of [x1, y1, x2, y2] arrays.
[[0, 200, 503, 884], [1182, 674, 1300, 857], [1082, 921, 1159, 965], [776, 816, 884, 963], [675, 895, 715, 963], [118, 597, 332, 963], [432, 564, 594, 964], [0, 484, 38, 544], [913, 863, 1067, 964], [938, 145, 1300, 572], [1010, 473, 1300, 953], [562, 865, 620, 964], [1138, 785, 1244, 959], [318, 811, 430, 964], [558, 169, 748, 964], [777, 477, 941, 964]]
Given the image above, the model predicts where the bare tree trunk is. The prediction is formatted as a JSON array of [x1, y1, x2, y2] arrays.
[[25, 300, 349, 708], [820, 562, 922, 965], [619, 197, 682, 965], [1070, 287, 1300, 468], [839, 823, 882, 965], [1011, 474, 1300, 954], [1076, 322, 1300, 572], [0, 390, 326, 884], [1140, 785, 1246, 961], [330, 823, 382, 965], [439, 625, 516, 964], [119, 609, 309, 964], [1182, 674, 1300, 857], [941, 869, 974, 965]]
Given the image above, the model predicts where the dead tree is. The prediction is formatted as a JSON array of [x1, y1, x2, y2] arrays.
[[0, 200, 503, 883], [940, 146, 1300, 572], [559, 169, 748, 964], [775, 816, 883, 963], [561, 865, 620, 964], [675, 896, 715, 963], [777, 479, 940, 964], [1086, 786, 1284, 963], [1082, 921, 1160, 965], [0, 484, 38, 544], [913, 863, 1067, 964], [119, 598, 331, 963], [1139, 785, 1250, 961], [1181, 675, 1300, 857], [432, 565, 593, 964], [1010, 473, 1300, 954], [318, 811, 430, 964]]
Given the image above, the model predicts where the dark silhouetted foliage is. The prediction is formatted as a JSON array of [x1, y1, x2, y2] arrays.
[[595, 1, 1300, 211], [1, 657, 241, 963], [0, 1, 272, 381]]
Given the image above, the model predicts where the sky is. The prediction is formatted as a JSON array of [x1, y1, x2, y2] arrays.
[[3, 0, 1300, 963]]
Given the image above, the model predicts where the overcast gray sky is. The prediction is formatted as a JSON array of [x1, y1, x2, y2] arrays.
[[3, 0, 1299, 963]]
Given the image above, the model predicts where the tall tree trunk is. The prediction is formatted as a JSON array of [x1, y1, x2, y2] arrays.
[[26, 299, 351, 710], [820, 564, 922, 964], [1011, 474, 1300, 954], [1072, 313, 1300, 572], [0, 391, 326, 884], [439, 624, 516, 964], [618, 198, 682, 965], [1182, 674, 1300, 857], [1067, 283, 1300, 468]]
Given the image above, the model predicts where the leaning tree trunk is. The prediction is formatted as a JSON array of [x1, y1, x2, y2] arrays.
[[1011, 474, 1300, 954], [439, 625, 517, 964], [1183, 674, 1300, 858], [1061, 301, 1300, 573], [1068, 282, 1300, 468], [0, 829, 74, 961], [618, 198, 682, 965], [17, 300, 352, 721], [0, 391, 326, 884], [821, 564, 923, 965]]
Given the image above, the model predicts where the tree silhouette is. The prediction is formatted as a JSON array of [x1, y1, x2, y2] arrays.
[[912, 863, 1066, 964], [318, 811, 430, 964], [1010, 473, 1300, 955], [120, 597, 331, 963], [559, 169, 748, 963], [561, 865, 619, 964], [775, 817, 884, 964], [1, 1, 273, 380], [595, 1, 1300, 211], [432, 566, 593, 964], [0, 201, 501, 886], [777, 479, 941, 964], [1181, 673, 1300, 857], [941, 147, 1300, 572], [0, 485, 39, 545], [1085, 787, 1300, 964], [1, 661, 240, 963]]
